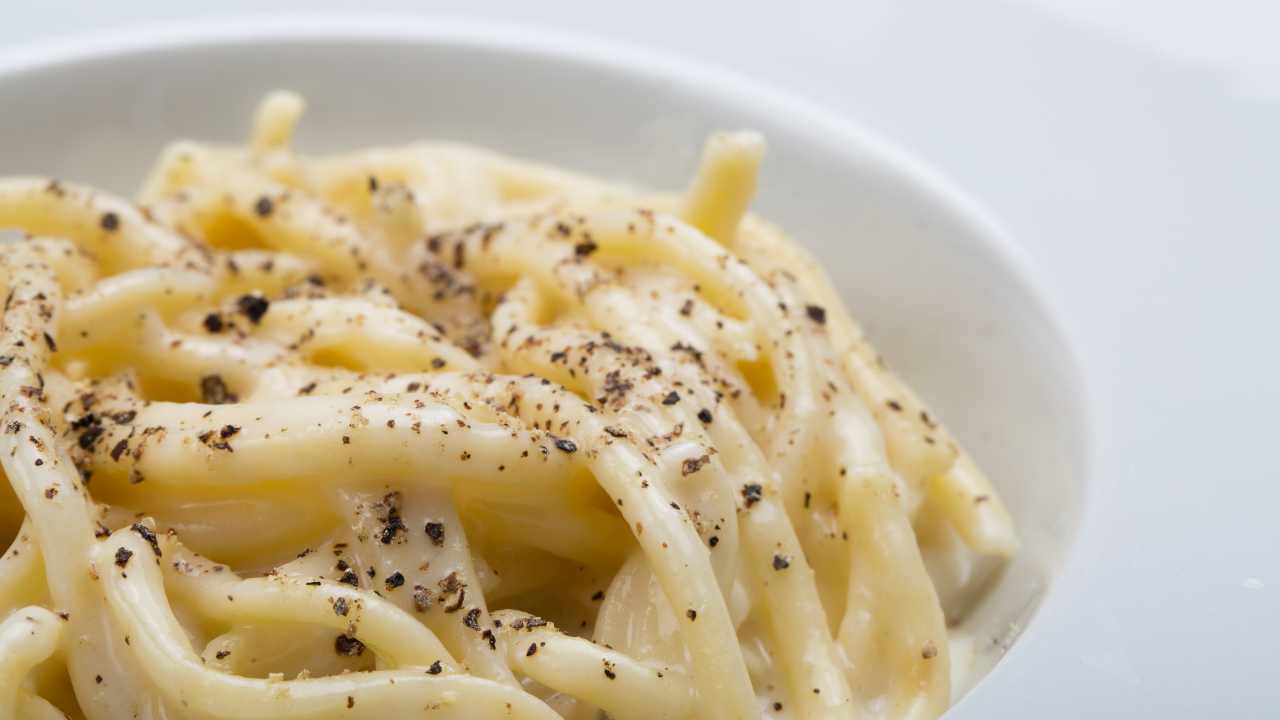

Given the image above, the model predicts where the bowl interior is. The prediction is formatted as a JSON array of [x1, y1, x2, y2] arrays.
[[0, 21, 1090, 702]]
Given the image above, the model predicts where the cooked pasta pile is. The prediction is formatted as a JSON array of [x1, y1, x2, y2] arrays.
[[0, 92, 1017, 720]]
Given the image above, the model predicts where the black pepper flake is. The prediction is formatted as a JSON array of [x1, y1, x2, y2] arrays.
[[708, 536, 719, 547], [347, 697, 355, 710], [696, 408, 713, 424], [482, 629, 496, 650], [662, 391, 680, 405], [253, 195, 274, 217], [200, 375, 237, 404], [773, 702, 783, 712], [219, 425, 240, 439], [805, 304, 827, 324], [439, 570, 464, 595], [202, 313, 224, 333], [427, 660, 442, 674], [131, 524, 162, 557], [686, 609, 697, 621], [591, 590, 604, 601], [772, 554, 790, 571], [552, 437, 577, 453], [334, 634, 365, 657], [215, 650, 231, 660], [298, 382, 317, 396], [573, 240, 599, 257], [379, 513, 406, 545], [413, 585, 432, 612], [339, 570, 360, 586], [78, 425, 105, 450], [741, 483, 763, 507], [681, 455, 710, 476], [922, 641, 938, 659], [99, 212, 120, 232], [463, 607, 481, 630], [804, 491, 811, 509], [603, 664, 616, 680], [333, 597, 350, 616], [526, 642, 537, 656], [886, 399, 903, 412], [42, 332, 57, 352], [384, 571, 405, 590], [453, 241, 466, 271], [603, 426, 626, 438], [679, 298, 694, 316], [424, 521, 446, 546], [114, 547, 133, 568], [95, 675, 103, 684], [670, 341, 704, 366], [430, 357, 446, 370], [236, 294, 270, 324], [112, 410, 136, 424]]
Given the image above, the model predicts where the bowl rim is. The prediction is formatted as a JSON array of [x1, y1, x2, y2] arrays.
[[0, 12, 1097, 708]]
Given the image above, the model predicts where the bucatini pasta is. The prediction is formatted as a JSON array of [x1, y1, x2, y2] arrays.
[[0, 92, 1017, 720]]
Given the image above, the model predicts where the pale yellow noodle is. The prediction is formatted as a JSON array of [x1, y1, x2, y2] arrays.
[[0, 91, 1016, 720]]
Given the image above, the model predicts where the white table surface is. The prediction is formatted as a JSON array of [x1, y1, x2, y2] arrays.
[[4, 1, 1278, 716]]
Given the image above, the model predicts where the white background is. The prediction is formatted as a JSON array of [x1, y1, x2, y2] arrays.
[[4, 1, 1278, 716]]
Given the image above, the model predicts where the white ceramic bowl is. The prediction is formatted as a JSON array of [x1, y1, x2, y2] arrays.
[[0, 16, 1091, 714]]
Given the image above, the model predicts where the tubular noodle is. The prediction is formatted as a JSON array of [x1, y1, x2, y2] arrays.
[[679, 131, 764, 246], [492, 609, 694, 720], [488, 269, 854, 716], [17, 692, 68, 720], [733, 213, 1018, 555], [447, 208, 822, 516], [93, 534, 560, 720], [829, 403, 951, 719], [125, 530, 460, 671], [426, 373, 757, 720], [481, 295, 744, 592], [0, 95, 1020, 720], [0, 179, 201, 271], [0, 606, 63, 719], [0, 520, 45, 616], [77, 396, 576, 490], [250, 297, 478, 372], [59, 268, 214, 353], [0, 247, 161, 718], [211, 250, 318, 298], [0, 237, 97, 295], [137, 150, 444, 317], [468, 218, 855, 714]]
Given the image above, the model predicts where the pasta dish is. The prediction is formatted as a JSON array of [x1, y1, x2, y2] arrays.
[[0, 93, 1017, 719]]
